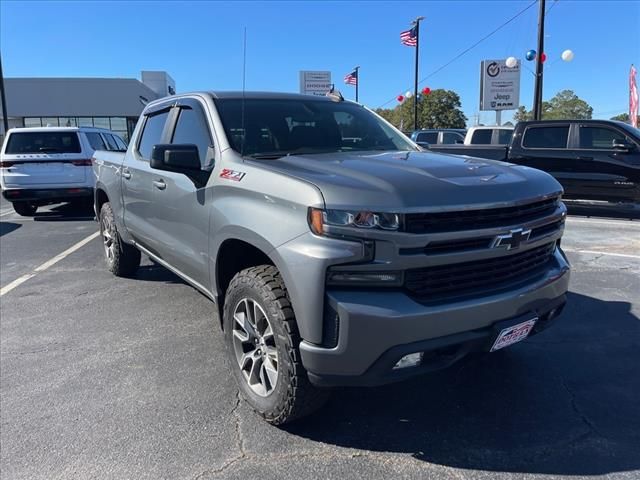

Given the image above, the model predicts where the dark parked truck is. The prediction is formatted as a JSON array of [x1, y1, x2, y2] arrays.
[[427, 120, 640, 205], [92, 92, 570, 424]]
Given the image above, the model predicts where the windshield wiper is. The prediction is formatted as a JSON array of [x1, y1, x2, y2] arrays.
[[247, 149, 341, 160]]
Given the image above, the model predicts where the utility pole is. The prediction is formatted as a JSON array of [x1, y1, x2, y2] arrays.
[[533, 0, 546, 120], [413, 16, 424, 130], [0, 53, 9, 135]]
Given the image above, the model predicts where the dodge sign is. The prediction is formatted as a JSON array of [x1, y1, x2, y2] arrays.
[[299, 71, 332, 96], [479, 59, 521, 111]]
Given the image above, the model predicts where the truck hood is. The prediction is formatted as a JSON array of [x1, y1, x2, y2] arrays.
[[247, 150, 562, 211]]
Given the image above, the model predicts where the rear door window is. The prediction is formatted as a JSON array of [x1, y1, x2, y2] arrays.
[[523, 126, 570, 149], [579, 126, 626, 149], [416, 132, 438, 144], [113, 135, 128, 150], [470, 129, 492, 144], [137, 110, 170, 160], [497, 129, 513, 144], [102, 134, 119, 151], [442, 132, 464, 144], [85, 132, 107, 151], [5, 132, 81, 154]]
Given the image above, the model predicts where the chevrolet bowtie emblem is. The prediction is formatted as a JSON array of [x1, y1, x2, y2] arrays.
[[491, 228, 532, 250]]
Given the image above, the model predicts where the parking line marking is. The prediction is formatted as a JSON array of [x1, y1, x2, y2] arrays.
[[0, 210, 14, 217], [0, 231, 100, 297], [563, 248, 640, 260]]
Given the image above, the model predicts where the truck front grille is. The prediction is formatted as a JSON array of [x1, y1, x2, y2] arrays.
[[404, 197, 559, 234], [404, 242, 556, 302]]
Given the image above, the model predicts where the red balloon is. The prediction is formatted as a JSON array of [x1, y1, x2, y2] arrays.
[[422, 87, 431, 95], [541, 52, 547, 63], [397, 95, 404, 102]]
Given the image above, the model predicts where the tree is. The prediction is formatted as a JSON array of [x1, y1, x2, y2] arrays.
[[514, 90, 593, 121], [611, 112, 640, 125], [375, 89, 467, 131]]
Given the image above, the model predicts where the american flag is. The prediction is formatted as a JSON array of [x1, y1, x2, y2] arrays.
[[400, 26, 417, 47], [630, 64, 638, 128], [344, 69, 358, 86]]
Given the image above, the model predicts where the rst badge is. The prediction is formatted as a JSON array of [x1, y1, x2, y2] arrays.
[[219, 169, 246, 181]]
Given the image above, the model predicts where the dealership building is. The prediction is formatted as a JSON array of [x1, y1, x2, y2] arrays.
[[1, 71, 175, 141]]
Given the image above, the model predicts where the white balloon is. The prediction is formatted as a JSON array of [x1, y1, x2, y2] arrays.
[[505, 56, 518, 68], [561, 49, 574, 62], [405, 90, 413, 98]]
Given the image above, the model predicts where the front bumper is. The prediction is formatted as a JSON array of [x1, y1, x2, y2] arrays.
[[2, 187, 93, 203], [301, 248, 570, 387]]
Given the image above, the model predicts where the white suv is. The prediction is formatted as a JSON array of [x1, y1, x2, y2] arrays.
[[0, 127, 127, 216]]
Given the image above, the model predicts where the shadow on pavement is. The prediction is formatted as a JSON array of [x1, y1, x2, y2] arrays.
[[33, 202, 95, 222], [286, 292, 640, 476], [134, 264, 186, 285], [0, 222, 21, 237]]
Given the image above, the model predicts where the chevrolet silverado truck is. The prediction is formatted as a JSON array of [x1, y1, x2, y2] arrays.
[[92, 91, 570, 424], [427, 120, 640, 206]]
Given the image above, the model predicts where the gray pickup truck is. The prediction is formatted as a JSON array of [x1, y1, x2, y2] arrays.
[[92, 91, 570, 424]]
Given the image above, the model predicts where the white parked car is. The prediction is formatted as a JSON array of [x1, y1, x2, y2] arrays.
[[464, 126, 514, 145], [0, 127, 127, 216]]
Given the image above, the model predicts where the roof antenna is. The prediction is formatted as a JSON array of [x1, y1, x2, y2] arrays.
[[241, 27, 247, 156]]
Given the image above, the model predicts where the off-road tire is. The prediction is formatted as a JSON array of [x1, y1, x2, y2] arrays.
[[99, 202, 140, 277], [223, 265, 330, 425], [12, 202, 37, 216]]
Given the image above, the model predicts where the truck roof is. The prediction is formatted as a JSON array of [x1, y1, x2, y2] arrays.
[[5, 126, 121, 134]]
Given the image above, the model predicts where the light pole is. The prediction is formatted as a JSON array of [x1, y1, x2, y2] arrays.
[[533, 0, 546, 120], [412, 16, 424, 130], [0, 53, 9, 134]]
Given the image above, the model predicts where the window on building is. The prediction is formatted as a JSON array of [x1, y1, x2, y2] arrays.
[[579, 126, 626, 149], [93, 117, 110, 129], [41, 117, 59, 127], [109, 117, 127, 131], [78, 118, 94, 127], [24, 118, 42, 128], [86, 132, 107, 151], [58, 117, 77, 127], [171, 106, 213, 168], [138, 110, 170, 160], [523, 126, 570, 149]]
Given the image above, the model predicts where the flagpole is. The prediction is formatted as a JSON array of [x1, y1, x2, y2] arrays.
[[355, 66, 360, 103], [413, 17, 424, 130]]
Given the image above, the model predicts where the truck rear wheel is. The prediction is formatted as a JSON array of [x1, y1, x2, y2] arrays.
[[12, 202, 37, 217], [99, 202, 140, 277], [223, 265, 329, 425]]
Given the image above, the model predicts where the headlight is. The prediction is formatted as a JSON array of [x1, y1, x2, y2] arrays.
[[309, 208, 400, 235]]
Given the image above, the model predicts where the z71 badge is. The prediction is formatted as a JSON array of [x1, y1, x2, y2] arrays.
[[219, 169, 246, 181]]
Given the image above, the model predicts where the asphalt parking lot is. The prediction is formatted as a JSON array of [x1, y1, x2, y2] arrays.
[[1, 197, 639, 480]]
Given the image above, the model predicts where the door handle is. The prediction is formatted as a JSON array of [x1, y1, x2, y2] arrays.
[[122, 169, 132, 179], [153, 179, 167, 190]]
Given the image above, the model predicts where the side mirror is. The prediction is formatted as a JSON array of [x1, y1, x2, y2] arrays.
[[612, 140, 633, 152], [150, 144, 201, 172]]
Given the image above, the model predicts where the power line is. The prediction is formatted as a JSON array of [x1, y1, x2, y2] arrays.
[[378, 0, 539, 109]]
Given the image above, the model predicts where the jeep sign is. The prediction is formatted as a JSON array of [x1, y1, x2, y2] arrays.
[[479, 59, 521, 111], [299, 71, 332, 96]]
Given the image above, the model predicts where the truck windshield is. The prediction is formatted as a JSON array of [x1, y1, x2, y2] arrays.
[[5, 131, 82, 154], [214, 98, 418, 158]]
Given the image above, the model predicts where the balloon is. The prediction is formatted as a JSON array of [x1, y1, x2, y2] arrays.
[[505, 56, 518, 68], [540, 52, 547, 63], [525, 49, 536, 61], [405, 90, 413, 98], [397, 95, 404, 102], [422, 87, 431, 95], [561, 49, 574, 62]]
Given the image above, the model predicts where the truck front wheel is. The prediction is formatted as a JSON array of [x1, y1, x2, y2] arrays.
[[223, 265, 329, 425], [99, 202, 140, 277]]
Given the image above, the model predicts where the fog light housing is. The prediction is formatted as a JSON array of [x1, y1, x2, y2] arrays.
[[326, 271, 403, 287], [393, 352, 422, 370]]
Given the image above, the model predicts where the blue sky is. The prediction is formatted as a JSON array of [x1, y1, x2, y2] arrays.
[[1, 0, 639, 124]]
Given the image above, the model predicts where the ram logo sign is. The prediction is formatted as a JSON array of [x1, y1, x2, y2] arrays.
[[480, 59, 521, 112]]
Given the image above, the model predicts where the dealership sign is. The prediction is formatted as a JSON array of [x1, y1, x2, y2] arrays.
[[479, 59, 521, 111], [299, 71, 332, 96]]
